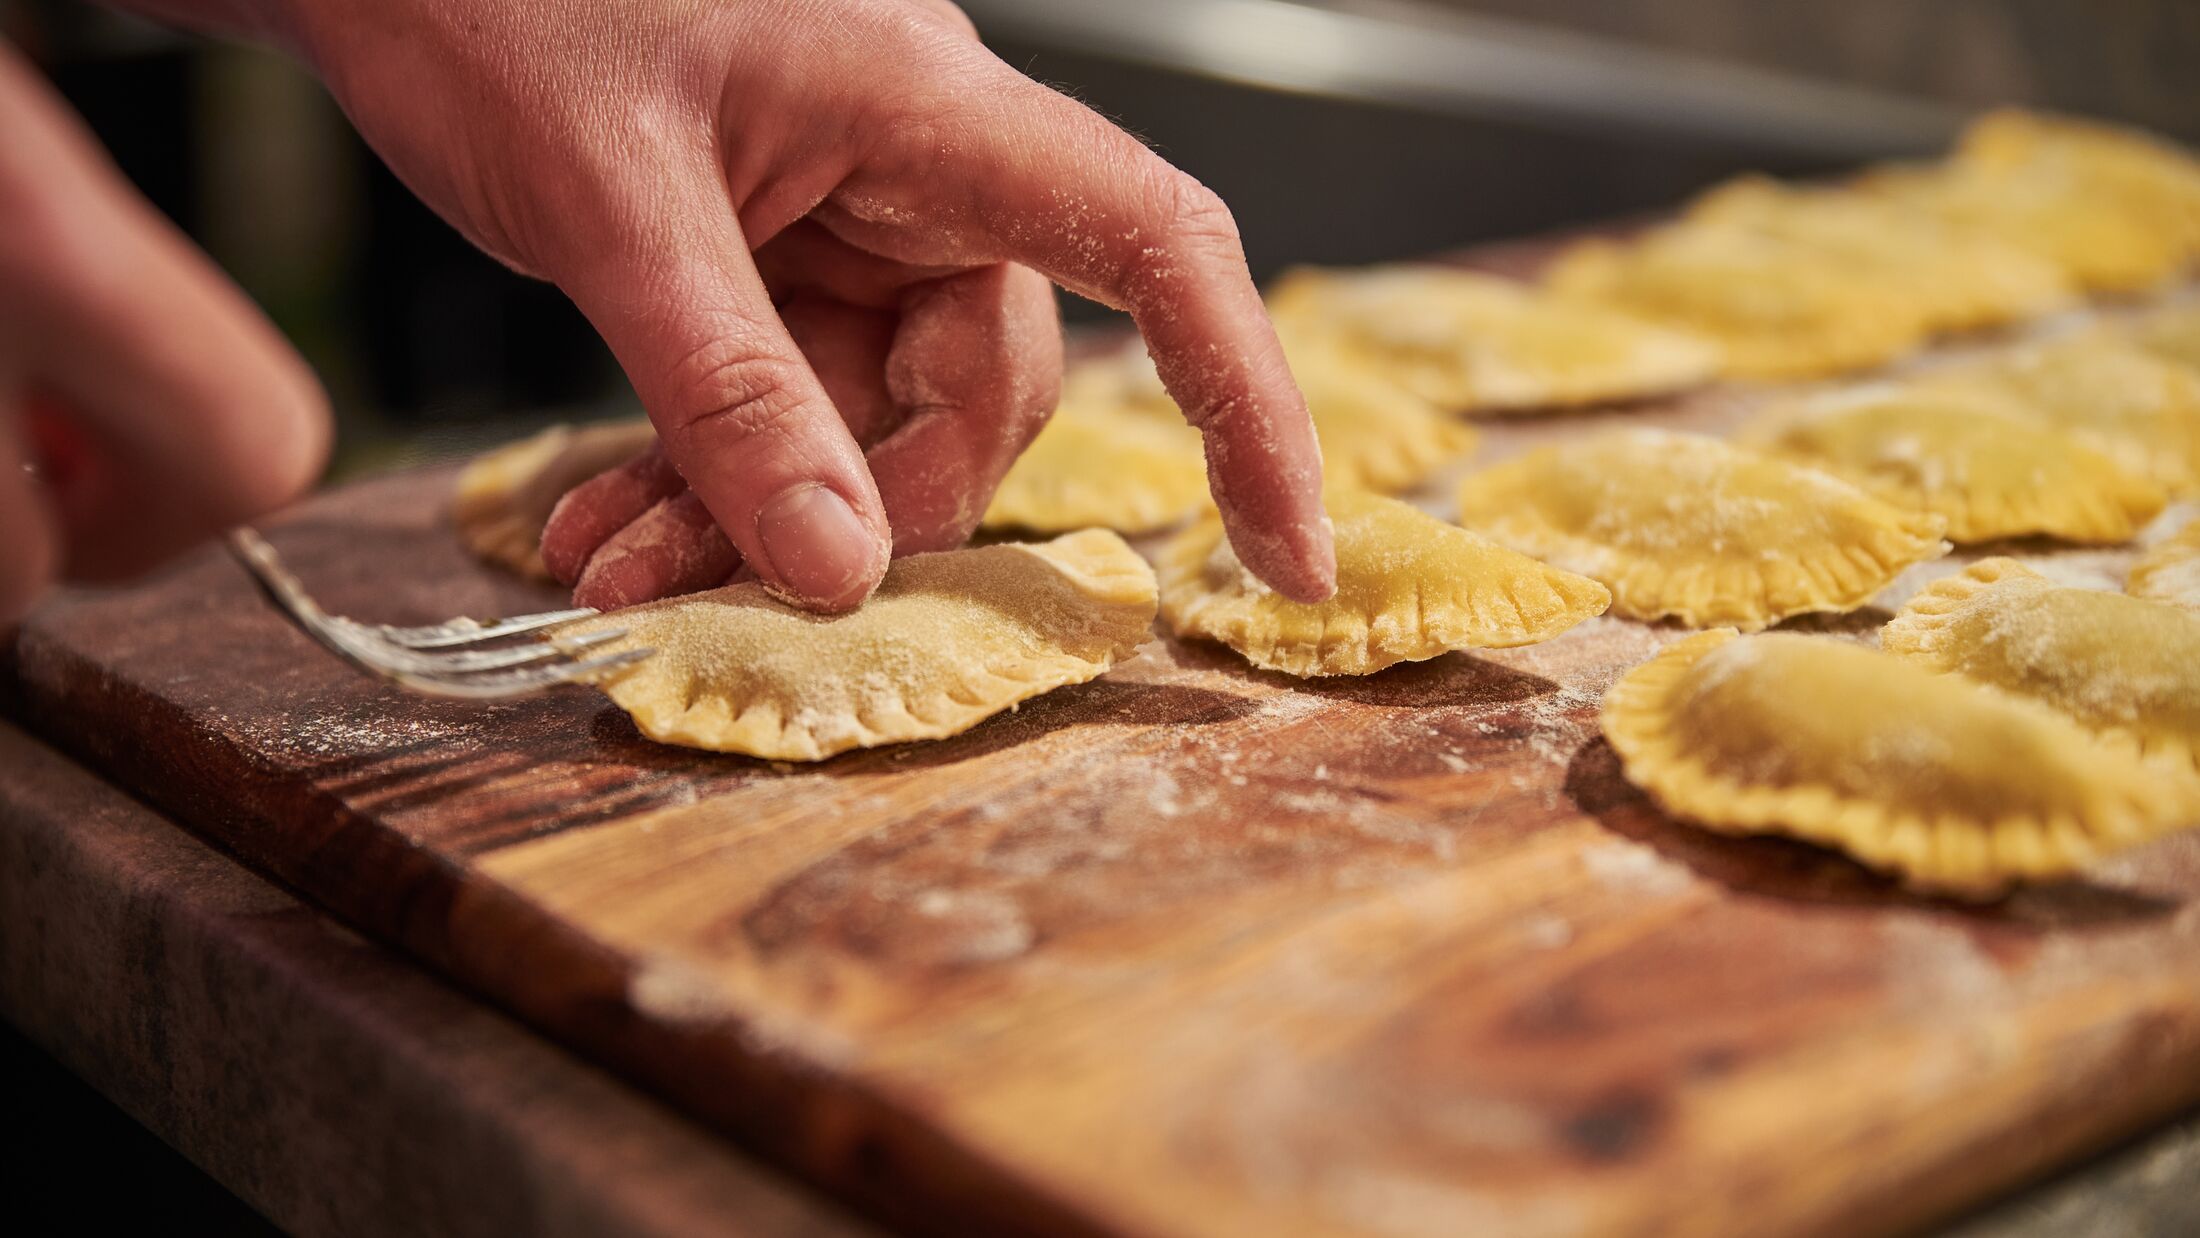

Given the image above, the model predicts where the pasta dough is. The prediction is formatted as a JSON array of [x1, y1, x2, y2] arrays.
[[1455, 429, 1948, 630], [1857, 156, 2190, 295], [452, 419, 658, 579], [982, 406, 1209, 534], [557, 530, 1158, 760], [1913, 336, 2200, 495], [1954, 108, 2200, 259], [1742, 385, 2165, 544], [2129, 516, 2200, 609], [1885, 558, 2200, 771], [2127, 302, 2200, 373], [1266, 264, 1722, 412], [1281, 337, 1481, 493], [1601, 630, 2194, 897], [1543, 223, 1931, 380], [1685, 175, 2076, 332], [1060, 338, 1477, 496], [1157, 488, 1609, 677]]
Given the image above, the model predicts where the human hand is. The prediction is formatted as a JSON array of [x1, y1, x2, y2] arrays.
[[0, 43, 328, 625], [277, 0, 1334, 611]]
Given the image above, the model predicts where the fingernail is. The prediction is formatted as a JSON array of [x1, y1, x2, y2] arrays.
[[756, 483, 879, 608]]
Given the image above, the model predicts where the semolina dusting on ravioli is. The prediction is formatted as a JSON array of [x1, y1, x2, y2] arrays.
[[1158, 489, 1608, 677], [557, 530, 1158, 760], [1457, 429, 1948, 630], [1885, 558, 2200, 772], [2129, 516, 2200, 610], [1911, 335, 2200, 496], [1743, 384, 2165, 544], [1601, 630, 2196, 897]]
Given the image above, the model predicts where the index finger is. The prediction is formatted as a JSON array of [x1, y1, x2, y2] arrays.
[[828, 72, 1336, 602]]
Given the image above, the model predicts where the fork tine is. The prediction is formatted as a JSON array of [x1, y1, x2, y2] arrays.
[[388, 647, 653, 698], [228, 525, 653, 700], [376, 609, 601, 648], [325, 619, 631, 673]]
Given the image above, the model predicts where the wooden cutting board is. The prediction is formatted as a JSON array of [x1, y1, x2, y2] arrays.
[[10, 309, 2200, 1238]]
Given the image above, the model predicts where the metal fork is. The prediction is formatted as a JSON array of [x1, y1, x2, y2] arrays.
[[226, 528, 653, 699]]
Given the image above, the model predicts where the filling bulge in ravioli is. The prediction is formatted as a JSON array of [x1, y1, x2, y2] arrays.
[[982, 406, 1209, 535], [556, 529, 1158, 761], [1601, 630, 2194, 896], [1913, 335, 2200, 496], [1456, 429, 1948, 630], [1685, 175, 2077, 333], [1157, 488, 1608, 678], [1885, 558, 2200, 770], [1542, 223, 1931, 380], [1743, 385, 2166, 544]]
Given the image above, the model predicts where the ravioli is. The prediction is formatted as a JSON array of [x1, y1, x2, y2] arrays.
[[1282, 337, 1481, 492], [1885, 557, 2200, 771], [1684, 175, 2077, 332], [2129, 516, 2200, 609], [1265, 264, 1722, 412], [1913, 335, 2200, 495], [1455, 430, 1949, 630], [981, 405, 1208, 534], [2127, 302, 2200, 372], [452, 419, 659, 579], [1954, 108, 2200, 259], [1542, 223, 1931, 380], [1157, 488, 1609, 677], [1063, 338, 1478, 496], [1857, 160, 2189, 295], [557, 530, 1158, 760], [1601, 630, 2194, 897], [1743, 385, 2165, 544]]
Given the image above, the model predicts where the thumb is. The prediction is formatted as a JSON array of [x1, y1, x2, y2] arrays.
[[559, 199, 890, 612]]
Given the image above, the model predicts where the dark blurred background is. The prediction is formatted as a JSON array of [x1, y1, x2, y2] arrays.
[[5, 0, 2198, 475]]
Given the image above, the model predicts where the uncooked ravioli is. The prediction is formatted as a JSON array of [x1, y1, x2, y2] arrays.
[[1455, 429, 1948, 630], [981, 406, 1208, 535], [1157, 488, 1608, 677], [1954, 108, 2200, 260], [1061, 338, 1477, 497], [452, 419, 659, 579], [1742, 384, 2165, 544], [2129, 516, 2200, 609], [1280, 336, 1480, 493], [557, 530, 1158, 760], [2127, 303, 2200, 373], [1542, 222, 1931, 380], [1911, 335, 2200, 495], [1683, 175, 2076, 332], [1884, 558, 2200, 772], [1265, 264, 1722, 412], [1601, 630, 2194, 897]]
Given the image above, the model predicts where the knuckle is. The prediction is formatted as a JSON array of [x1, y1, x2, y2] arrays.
[[664, 343, 816, 449], [1125, 173, 1246, 299], [1161, 177, 1244, 254]]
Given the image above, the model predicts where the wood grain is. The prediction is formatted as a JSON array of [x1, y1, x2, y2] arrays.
[[8, 264, 2200, 1237], [0, 722, 869, 1238]]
